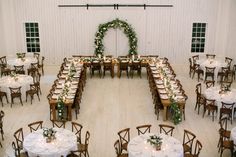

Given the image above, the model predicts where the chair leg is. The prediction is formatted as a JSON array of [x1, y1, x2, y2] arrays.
[[37, 93, 40, 101], [11, 98, 14, 108], [0, 97, 3, 107], [30, 95, 33, 104], [20, 97, 23, 106], [5, 95, 8, 103]]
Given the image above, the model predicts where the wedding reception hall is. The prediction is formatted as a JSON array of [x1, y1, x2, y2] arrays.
[[0, 0, 236, 157]]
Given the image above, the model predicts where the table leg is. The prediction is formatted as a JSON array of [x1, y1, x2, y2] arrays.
[[163, 106, 167, 121], [68, 106, 72, 121]]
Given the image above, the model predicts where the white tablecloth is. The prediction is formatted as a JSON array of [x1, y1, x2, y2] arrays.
[[0, 75, 33, 101], [128, 133, 183, 157], [196, 59, 227, 81], [23, 128, 77, 157], [230, 127, 236, 145], [7, 57, 38, 71], [204, 86, 236, 119]]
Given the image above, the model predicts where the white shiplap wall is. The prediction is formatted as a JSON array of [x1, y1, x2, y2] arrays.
[[0, 0, 233, 65], [225, 0, 236, 61]]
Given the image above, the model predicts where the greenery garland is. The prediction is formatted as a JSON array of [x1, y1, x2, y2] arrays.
[[57, 97, 65, 121], [169, 98, 182, 125], [94, 18, 138, 56]]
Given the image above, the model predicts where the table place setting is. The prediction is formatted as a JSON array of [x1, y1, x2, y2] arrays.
[[128, 133, 183, 157], [23, 128, 77, 157]]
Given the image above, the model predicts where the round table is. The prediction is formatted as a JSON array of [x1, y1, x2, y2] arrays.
[[23, 128, 77, 157], [0, 75, 33, 101], [230, 127, 236, 145], [128, 133, 183, 157], [7, 57, 38, 71], [204, 86, 236, 119], [196, 58, 227, 81]]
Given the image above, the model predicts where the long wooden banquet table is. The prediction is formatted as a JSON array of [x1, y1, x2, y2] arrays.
[[148, 58, 186, 121], [49, 58, 83, 121], [72, 55, 149, 77], [49, 55, 186, 122]]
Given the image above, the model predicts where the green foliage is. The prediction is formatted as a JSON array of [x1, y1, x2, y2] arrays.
[[57, 97, 65, 121], [147, 135, 162, 146], [169, 98, 182, 125], [94, 18, 138, 56]]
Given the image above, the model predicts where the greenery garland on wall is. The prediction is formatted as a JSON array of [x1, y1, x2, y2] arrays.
[[94, 18, 138, 56]]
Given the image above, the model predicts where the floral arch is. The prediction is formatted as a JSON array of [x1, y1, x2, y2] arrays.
[[94, 18, 138, 57]]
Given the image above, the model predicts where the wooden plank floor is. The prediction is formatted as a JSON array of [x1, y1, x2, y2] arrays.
[[0, 64, 234, 157]]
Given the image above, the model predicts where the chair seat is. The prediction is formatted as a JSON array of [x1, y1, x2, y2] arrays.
[[119, 153, 128, 157], [183, 144, 191, 153], [19, 152, 28, 157], [67, 154, 79, 157], [77, 143, 87, 152], [184, 154, 197, 157], [121, 143, 128, 151]]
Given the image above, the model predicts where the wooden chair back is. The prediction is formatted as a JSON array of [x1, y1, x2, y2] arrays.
[[14, 128, 24, 150], [183, 129, 196, 154], [28, 121, 43, 132], [193, 140, 203, 156], [14, 65, 25, 74], [51, 120, 66, 128], [159, 124, 175, 136], [225, 57, 233, 67], [192, 55, 199, 63], [0, 110, 4, 140], [71, 121, 83, 144], [136, 124, 151, 135], [117, 128, 130, 152]]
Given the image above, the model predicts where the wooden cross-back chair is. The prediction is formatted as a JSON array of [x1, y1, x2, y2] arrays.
[[203, 98, 217, 121], [71, 121, 83, 144], [51, 120, 66, 128], [204, 66, 216, 82], [13, 128, 24, 151], [14, 65, 25, 75], [183, 129, 196, 154], [225, 57, 233, 68], [136, 124, 152, 135], [90, 60, 102, 78], [118, 59, 129, 78], [217, 117, 231, 149], [9, 87, 23, 107], [0, 87, 8, 107], [68, 131, 90, 157], [12, 141, 28, 157], [159, 124, 175, 136], [184, 140, 203, 157], [117, 128, 130, 153], [26, 83, 40, 104], [28, 121, 43, 132], [219, 102, 235, 124], [103, 60, 113, 78], [192, 63, 203, 81], [0, 110, 4, 143], [114, 139, 128, 157], [130, 60, 142, 78]]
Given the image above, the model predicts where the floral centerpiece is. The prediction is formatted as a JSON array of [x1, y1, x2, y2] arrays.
[[147, 135, 163, 151], [68, 63, 76, 79], [43, 128, 56, 143], [10, 71, 18, 81], [16, 53, 25, 61], [220, 84, 231, 94]]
